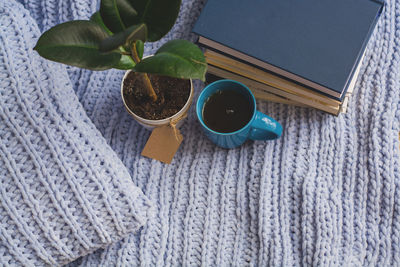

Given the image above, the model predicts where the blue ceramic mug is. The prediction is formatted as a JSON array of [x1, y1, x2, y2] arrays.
[[196, 79, 282, 149]]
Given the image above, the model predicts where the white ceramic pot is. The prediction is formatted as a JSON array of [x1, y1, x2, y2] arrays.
[[121, 70, 194, 130]]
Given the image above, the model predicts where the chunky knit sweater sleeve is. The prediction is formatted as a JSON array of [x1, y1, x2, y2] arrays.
[[0, 1, 153, 266]]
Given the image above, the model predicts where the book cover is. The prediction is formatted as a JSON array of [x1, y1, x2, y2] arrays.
[[193, 0, 383, 99]]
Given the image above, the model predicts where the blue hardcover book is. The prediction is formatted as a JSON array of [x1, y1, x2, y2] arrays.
[[193, 0, 383, 100]]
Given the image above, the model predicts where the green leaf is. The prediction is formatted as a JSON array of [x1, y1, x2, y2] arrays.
[[90, 11, 113, 35], [34, 20, 121, 70], [100, 0, 138, 33], [113, 55, 136, 69], [133, 39, 207, 81], [99, 23, 147, 52], [124, 0, 182, 41], [99, 0, 181, 41], [135, 40, 144, 59]]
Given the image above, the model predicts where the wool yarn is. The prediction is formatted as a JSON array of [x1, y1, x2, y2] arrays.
[[14, 0, 400, 265], [0, 1, 153, 266]]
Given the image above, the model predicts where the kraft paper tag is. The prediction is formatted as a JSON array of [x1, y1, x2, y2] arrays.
[[141, 125, 183, 164]]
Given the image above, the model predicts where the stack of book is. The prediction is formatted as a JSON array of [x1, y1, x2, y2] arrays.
[[193, 0, 383, 115]]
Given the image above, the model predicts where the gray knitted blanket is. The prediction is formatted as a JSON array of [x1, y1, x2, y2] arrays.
[[2, 0, 400, 265]]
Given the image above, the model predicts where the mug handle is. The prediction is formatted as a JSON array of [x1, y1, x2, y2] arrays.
[[249, 111, 283, 140]]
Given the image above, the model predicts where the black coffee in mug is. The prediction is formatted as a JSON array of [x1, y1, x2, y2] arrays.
[[202, 89, 253, 133]]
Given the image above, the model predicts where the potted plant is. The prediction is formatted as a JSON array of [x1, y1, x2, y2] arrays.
[[34, 0, 207, 129]]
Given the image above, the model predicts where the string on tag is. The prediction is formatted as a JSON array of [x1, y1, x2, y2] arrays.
[[169, 112, 188, 141]]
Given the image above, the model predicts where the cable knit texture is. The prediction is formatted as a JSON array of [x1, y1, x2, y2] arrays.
[[8, 0, 400, 265], [0, 1, 153, 266]]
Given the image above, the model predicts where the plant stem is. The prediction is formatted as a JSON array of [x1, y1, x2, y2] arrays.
[[141, 73, 157, 102], [131, 43, 141, 63], [131, 42, 157, 102]]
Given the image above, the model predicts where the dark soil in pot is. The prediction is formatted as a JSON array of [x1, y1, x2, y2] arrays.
[[123, 72, 191, 120]]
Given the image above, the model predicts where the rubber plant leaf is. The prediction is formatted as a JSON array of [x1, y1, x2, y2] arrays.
[[34, 20, 121, 70], [90, 11, 113, 35], [113, 54, 136, 69], [100, 0, 138, 33], [126, 0, 182, 41], [133, 39, 207, 81], [135, 40, 144, 59], [99, 23, 147, 52]]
